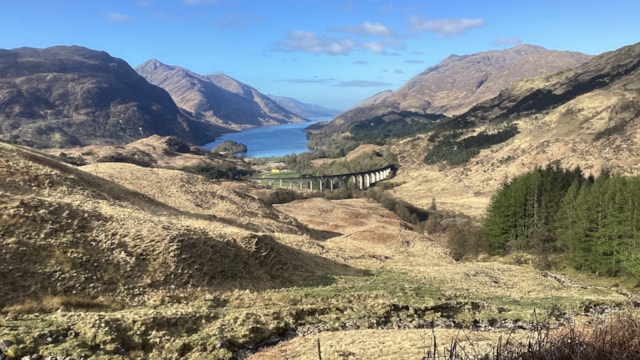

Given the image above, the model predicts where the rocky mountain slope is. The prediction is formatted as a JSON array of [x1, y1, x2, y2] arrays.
[[267, 95, 341, 119], [136, 59, 306, 130], [321, 44, 591, 133], [0, 46, 223, 148], [387, 41, 640, 217]]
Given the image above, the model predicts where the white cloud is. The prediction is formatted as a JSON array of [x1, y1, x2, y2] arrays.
[[360, 41, 385, 54], [272, 31, 357, 55], [360, 40, 405, 54], [331, 21, 395, 37], [106, 12, 133, 23], [410, 16, 485, 35], [273, 29, 405, 56]]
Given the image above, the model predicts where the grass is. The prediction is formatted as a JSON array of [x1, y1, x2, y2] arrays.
[[1, 295, 124, 314], [2, 141, 639, 359], [255, 171, 302, 179], [250, 312, 640, 360], [0, 256, 635, 359]]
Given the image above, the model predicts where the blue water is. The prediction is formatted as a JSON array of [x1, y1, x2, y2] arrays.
[[203, 117, 331, 158]]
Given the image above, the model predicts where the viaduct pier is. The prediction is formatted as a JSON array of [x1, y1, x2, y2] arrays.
[[254, 165, 395, 192]]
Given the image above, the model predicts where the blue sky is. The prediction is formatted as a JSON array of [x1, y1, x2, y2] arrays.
[[2, 1, 639, 110]]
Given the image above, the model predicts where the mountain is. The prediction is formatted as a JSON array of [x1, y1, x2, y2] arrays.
[[321, 44, 591, 133], [387, 41, 640, 218], [457, 42, 640, 126], [267, 95, 341, 118], [136, 59, 306, 130], [0, 46, 223, 148]]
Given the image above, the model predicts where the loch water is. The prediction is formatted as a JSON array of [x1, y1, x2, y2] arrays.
[[202, 117, 331, 158]]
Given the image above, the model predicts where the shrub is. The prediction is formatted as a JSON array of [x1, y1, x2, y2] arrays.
[[58, 152, 87, 166], [446, 224, 488, 261], [165, 136, 191, 153], [424, 125, 519, 165], [182, 163, 252, 180], [212, 140, 247, 155]]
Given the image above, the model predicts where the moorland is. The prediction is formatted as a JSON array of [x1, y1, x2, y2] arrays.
[[1, 42, 640, 359]]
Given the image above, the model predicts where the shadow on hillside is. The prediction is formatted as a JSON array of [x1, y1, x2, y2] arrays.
[[0, 143, 367, 308]]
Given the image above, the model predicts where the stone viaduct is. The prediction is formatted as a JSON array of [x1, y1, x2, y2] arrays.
[[256, 165, 395, 192]]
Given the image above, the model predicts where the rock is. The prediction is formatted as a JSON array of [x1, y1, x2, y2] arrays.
[[0, 340, 12, 354]]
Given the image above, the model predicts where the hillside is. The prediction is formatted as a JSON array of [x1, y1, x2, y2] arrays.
[[0, 141, 358, 308], [42, 134, 252, 172], [387, 42, 640, 217], [136, 59, 306, 130], [0, 46, 223, 148], [320, 44, 591, 133], [2, 139, 634, 359]]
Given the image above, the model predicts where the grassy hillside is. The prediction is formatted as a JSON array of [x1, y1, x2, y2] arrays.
[[2, 140, 636, 359]]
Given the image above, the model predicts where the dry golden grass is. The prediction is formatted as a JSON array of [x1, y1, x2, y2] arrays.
[[1, 295, 123, 314], [2, 123, 639, 359], [0, 141, 352, 309], [248, 328, 529, 360], [250, 313, 640, 360], [386, 88, 640, 217], [43, 134, 249, 169]]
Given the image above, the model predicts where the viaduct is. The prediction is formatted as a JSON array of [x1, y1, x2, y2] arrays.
[[255, 165, 395, 192]]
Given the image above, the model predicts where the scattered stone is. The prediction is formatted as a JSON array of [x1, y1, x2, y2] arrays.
[[0, 340, 12, 354]]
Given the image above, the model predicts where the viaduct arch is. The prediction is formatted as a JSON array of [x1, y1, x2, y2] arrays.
[[256, 165, 396, 192]]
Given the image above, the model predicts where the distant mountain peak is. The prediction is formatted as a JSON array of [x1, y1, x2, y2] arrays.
[[139, 58, 167, 69], [268, 95, 341, 118], [319, 44, 591, 133], [136, 58, 306, 129]]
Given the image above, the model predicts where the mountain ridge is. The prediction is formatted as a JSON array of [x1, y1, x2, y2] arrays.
[[387, 41, 640, 217], [267, 94, 341, 119], [0, 46, 223, 148], [321, 44, 592, 133], [136, 59, 307, 130]]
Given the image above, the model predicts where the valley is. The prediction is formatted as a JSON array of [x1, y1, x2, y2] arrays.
[[1, 41, 640, 359]]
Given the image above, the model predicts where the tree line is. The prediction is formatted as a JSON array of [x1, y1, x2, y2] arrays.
[[482, 164, 640, 278]]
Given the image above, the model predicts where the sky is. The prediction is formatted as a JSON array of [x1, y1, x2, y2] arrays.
[[2, 1, 640, 111]]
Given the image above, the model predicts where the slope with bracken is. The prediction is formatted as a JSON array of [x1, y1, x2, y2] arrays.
[[387, 42, 640, 218]]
